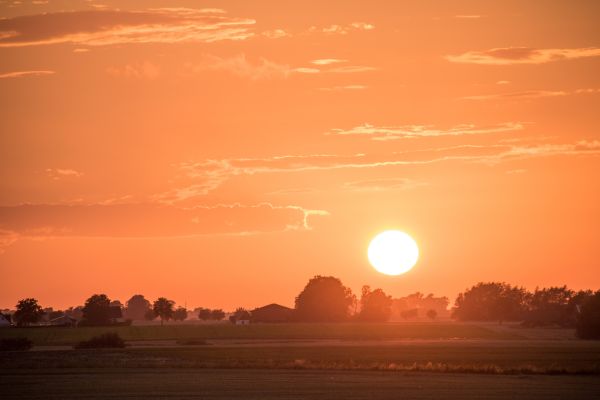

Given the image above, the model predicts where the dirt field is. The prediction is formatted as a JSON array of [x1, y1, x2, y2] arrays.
[[2, 369, 599, 400]]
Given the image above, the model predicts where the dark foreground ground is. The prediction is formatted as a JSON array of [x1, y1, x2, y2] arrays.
[[2, 323, 599, 399], [2, 368, 599, 400]]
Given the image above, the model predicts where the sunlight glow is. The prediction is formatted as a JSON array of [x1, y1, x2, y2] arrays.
[[368, 230, 419, 276]]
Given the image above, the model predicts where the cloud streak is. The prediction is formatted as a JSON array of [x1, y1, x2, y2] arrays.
[[327, 122, 523, 140], [0, 202, 329, 252], [446, 47, 600, 65], [0, 8, 255, 48], [460, 88, 600, 100], [0, 70, 55, 79]]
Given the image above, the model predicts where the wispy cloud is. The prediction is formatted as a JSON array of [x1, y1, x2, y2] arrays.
[[0, 70, 54, 79], [308, 22, 374, 35], [185, 55, 375, 80], [168, 140, 600, 196], [45, 168, 83, 180], [0, 202, 329, 252], [0, 8, 255, 48], [311, 59, 348, 65], [460, 88, 600, 101], [318, 85, 368, 91], [343, 178, 425, 191], [106, 62, 160, 80], [446, 47, 600, 65], [327, 122, 523, 140]]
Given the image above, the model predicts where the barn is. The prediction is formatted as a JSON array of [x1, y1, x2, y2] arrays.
[[251, 303, 294, 323]]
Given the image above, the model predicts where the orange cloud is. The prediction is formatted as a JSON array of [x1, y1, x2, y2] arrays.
[[308, 22, 375, 35], [0, 8, 255, 47], [0, 70, 55, 78], [0, 202, 329, 251], [343, 178, 425, 191], [460, 88, 600, 100], [446, 47, 600, 65], [45, 168, 83, 180], [328, 122, 523, 140], [106, 62, 160, 80]]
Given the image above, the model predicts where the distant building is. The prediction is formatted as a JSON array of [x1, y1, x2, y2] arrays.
[[251, 303, 294, 323], [49, 315, 77, 327], [0, 314, 11, 327]]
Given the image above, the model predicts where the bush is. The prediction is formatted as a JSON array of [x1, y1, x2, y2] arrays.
[[0, 337, 33, 351], [75, 332, 126, 349]]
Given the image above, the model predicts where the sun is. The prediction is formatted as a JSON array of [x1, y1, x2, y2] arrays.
[[368, 230, 419, 276]]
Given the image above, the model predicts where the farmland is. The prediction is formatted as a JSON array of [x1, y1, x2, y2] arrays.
[[1, 322, 599, 399]]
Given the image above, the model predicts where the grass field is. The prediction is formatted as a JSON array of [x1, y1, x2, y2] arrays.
[[0, 322, 525, 345], [1, 323, 598, 399], [2, 369, 599, 400]]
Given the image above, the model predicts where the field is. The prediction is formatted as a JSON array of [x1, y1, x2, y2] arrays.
[[1, 322, 600, 399]]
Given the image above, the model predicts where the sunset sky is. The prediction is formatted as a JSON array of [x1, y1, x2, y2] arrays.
[[1, 1, 599, 311]]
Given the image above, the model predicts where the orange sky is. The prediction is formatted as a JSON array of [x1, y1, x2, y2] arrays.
[[1, 0, 599, 311]]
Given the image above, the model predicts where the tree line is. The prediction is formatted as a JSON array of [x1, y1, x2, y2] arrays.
[[4, 276, 600, 338]]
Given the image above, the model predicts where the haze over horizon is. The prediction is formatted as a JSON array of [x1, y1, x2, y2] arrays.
[[1, 0, 599, 311]]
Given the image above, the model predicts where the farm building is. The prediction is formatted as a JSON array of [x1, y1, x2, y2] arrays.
[[0, 314, 11, 327], [49, 315, 78, 327], [251, 303, 294, 323]]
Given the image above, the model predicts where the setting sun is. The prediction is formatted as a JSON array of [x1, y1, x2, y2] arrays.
[[368, 230, 419, 276]]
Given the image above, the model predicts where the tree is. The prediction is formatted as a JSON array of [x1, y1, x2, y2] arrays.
[[426, 309, 438, 320], [229, 307, 251, 323], [525, 286, 584, 327], [211, 309, 225, 321], [295, 276, 355, 322], [13, 298, 44, 326], [82, 294, 112, 326], [153, 297, 174, 325], [197, 308, 212, 321], [173, 307, 188, 321], [125, 295, 151, 320], [359, 286, 392, 322], [576, 291, 600, 339], [452, 282, 528, 323], [144, 308, 156, 321]]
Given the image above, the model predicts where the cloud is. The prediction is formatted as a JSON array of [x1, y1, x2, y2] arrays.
[[169, 140, 599, 195], [311, 59, 348, 65], [446, 47, 600, 65], [0, 8, 255, 48], [185, 55, 374, 80], [106, 62, 160, 80], [186, 54, 293, 80], [327, 122, 523, 140], [318, 85, 368, 91], [46, 168, 83, 180], [0, 70, 54, 79], [308, 22, 375, 35], [343, 178, 425, 191], [0, 202, 329, 251], [460, 88, 600, 101], [261, 29, 290, 39]]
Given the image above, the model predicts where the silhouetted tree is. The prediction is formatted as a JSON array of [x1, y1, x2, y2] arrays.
[[153, 297, 174, 325], [525, 286, 575, 327], [49, 310, 64, 320], [229, 307, 251, 323], [197, 308, 212, 321], [173, 307, 188, 321], [576, 291, 600, 339], [452, 282, 528, 322], [125, 295, 151, 320], [82, 294, 112, 326], [426, 309, 438, 320], [144, 308, 156, 321], [295, 276, 355, 322], [13, 298, 44, 326], [211, 309, 225, 321], [359, 286, 392, 322]]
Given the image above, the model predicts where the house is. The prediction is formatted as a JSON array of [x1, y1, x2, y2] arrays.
[[251, 303, 294, 323], [0, 314, 11, 327], [49, 315, 77, 327]]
